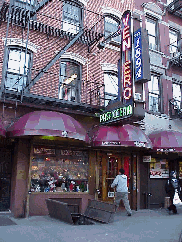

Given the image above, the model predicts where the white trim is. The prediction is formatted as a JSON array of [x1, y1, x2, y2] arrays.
[[102, 6, 122, 19], [78, 0, 89, 6], [60, 52, 87, 65], [101, 63, 118, 73], [3, 38, 39, 53], [105, 43, 120, 52]]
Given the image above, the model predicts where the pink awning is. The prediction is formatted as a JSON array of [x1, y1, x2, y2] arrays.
[[90, 124, 152, 148], [6, 111, 87, 141], [149, 130, 182, 152]]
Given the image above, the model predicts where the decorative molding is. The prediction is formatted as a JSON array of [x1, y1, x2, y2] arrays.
[[101, 63, 118, 73], [2, 38, 39, 53], [78, 0, 89, 6], [142, 2, 163, 20], [60, 52, 87, 65], [168, 21, 182, 33], [102, 6, 122, 19], [105, 43, 120, 52]]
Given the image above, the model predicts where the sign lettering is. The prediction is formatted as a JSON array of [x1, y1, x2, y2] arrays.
[[100, 104, 133, 124], [121, 11, 133, 103]]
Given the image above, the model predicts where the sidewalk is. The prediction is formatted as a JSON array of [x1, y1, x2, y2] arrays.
[[0, 208, 182, 242]]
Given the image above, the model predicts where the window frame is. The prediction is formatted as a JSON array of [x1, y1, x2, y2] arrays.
[[3, 46, 32, 92], [172, 82, 182, 109], [169, 28, 180, 56], [148, 74, 161, 113], [104, 71, 119, 107], [104, 15, 121, 45], [62, 1, 83, 35], [146, 17, 159, 51], [59, 59, 82, 102]]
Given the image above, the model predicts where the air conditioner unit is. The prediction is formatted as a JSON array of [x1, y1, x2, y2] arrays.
[[134, 93, 142, 101]]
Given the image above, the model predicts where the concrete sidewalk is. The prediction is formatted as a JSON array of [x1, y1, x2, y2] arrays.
[[0, 208, 182, 242]]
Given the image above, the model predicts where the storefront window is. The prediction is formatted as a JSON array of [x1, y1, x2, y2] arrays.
[[30, 147, 89, 193]]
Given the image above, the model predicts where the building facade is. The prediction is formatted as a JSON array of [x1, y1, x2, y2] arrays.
[[0, 0, 182, 218]]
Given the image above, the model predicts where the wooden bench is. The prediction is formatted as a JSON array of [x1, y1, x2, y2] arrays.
[[46, 199, 116, 224]]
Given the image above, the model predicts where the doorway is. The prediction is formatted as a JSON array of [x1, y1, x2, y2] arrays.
[[97, 152, 138, 210], [0, 148, 12, 211]]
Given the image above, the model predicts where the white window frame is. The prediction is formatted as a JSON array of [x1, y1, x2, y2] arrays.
[[148, 74, 161, 112], [172, 82, 181, 109], [104, 71, 118, 107], [169, 29, 179, 56], [146, 17, 158, 51], [5, 48, 31, 92], [59, 60, 81, 102], [104, 16, 120, 44], [62, 2, 82, 34]]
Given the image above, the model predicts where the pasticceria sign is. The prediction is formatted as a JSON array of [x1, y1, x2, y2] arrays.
[[100, 104, 132, 124]]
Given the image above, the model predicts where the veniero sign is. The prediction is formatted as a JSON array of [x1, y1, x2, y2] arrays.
[[100, 104, 133, 124]]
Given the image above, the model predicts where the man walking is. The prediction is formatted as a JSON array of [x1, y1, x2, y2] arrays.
[[111, 168, 132, 216]]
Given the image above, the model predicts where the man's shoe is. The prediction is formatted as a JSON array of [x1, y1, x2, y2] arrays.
[[127, 213, 132, 216]]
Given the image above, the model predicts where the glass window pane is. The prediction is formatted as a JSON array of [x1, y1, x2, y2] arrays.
[[169, 30, 178, 53], [104, 73, 118, 106], [146, 19, 156, 36], [63, 3, 81, 34], [6, 49, 30, 91], [59, 61, 80, 101], [31, 148, 89, 193], [173, 83, 181, 109], [105, 17, 120, 42]]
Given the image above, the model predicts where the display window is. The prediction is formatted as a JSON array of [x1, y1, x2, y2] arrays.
[[30, 146, 89, 193], [150, 158, 169, 178]]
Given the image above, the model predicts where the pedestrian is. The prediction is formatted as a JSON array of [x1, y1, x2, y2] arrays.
[[165, 171, 181, 214], [111, 168, 132, 216]]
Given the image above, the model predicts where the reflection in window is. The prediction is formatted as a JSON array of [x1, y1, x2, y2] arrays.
[[169, 30, 178, 55], [62, 2, 82, 34], [105, 16, 120, 43], [5, 48, 30, 92], [59, 61, 80, 102], [146, 18, 157, 50], [148, 75, 160, 112], [104, 72, 118, 106], [173, 83, 181, 109], [30, 148, 89, 193]]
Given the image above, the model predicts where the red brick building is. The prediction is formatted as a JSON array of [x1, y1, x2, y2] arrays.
[[0, 0, 182, 217]]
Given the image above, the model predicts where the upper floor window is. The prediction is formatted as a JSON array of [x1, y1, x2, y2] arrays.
[[104, 72, 118, 106], [104, 16, 120, 43], [62, 2, 82, 34], [59, 61, 81, 102], [148, 74, 161, 112], [5, 48, 31, 92], [172, 83, 181, 109], [169, 29, 179, 56], [18, 0, 35, 5], [146, 18, 158, 50]]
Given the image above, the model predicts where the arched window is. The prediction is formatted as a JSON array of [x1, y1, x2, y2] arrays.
[[104, 16, 120, 43], [104, 71, 118, 106], [59, 60, 81, 102], [5, 47, 31, 92], [62, 1, 83, 34]]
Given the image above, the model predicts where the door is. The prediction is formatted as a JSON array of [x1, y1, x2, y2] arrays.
[[0, 148, 12, 211]]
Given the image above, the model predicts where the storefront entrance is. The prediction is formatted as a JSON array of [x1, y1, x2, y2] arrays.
[[0, 148, 12, 211], [97, 152, 138, 210]]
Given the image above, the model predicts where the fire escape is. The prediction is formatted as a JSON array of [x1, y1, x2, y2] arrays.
[[0, 0, 109, 115], [167, 0, 182, 119]]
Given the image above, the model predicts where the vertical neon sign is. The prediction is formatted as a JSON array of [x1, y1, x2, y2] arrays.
[[121, 10, 133, 105]]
